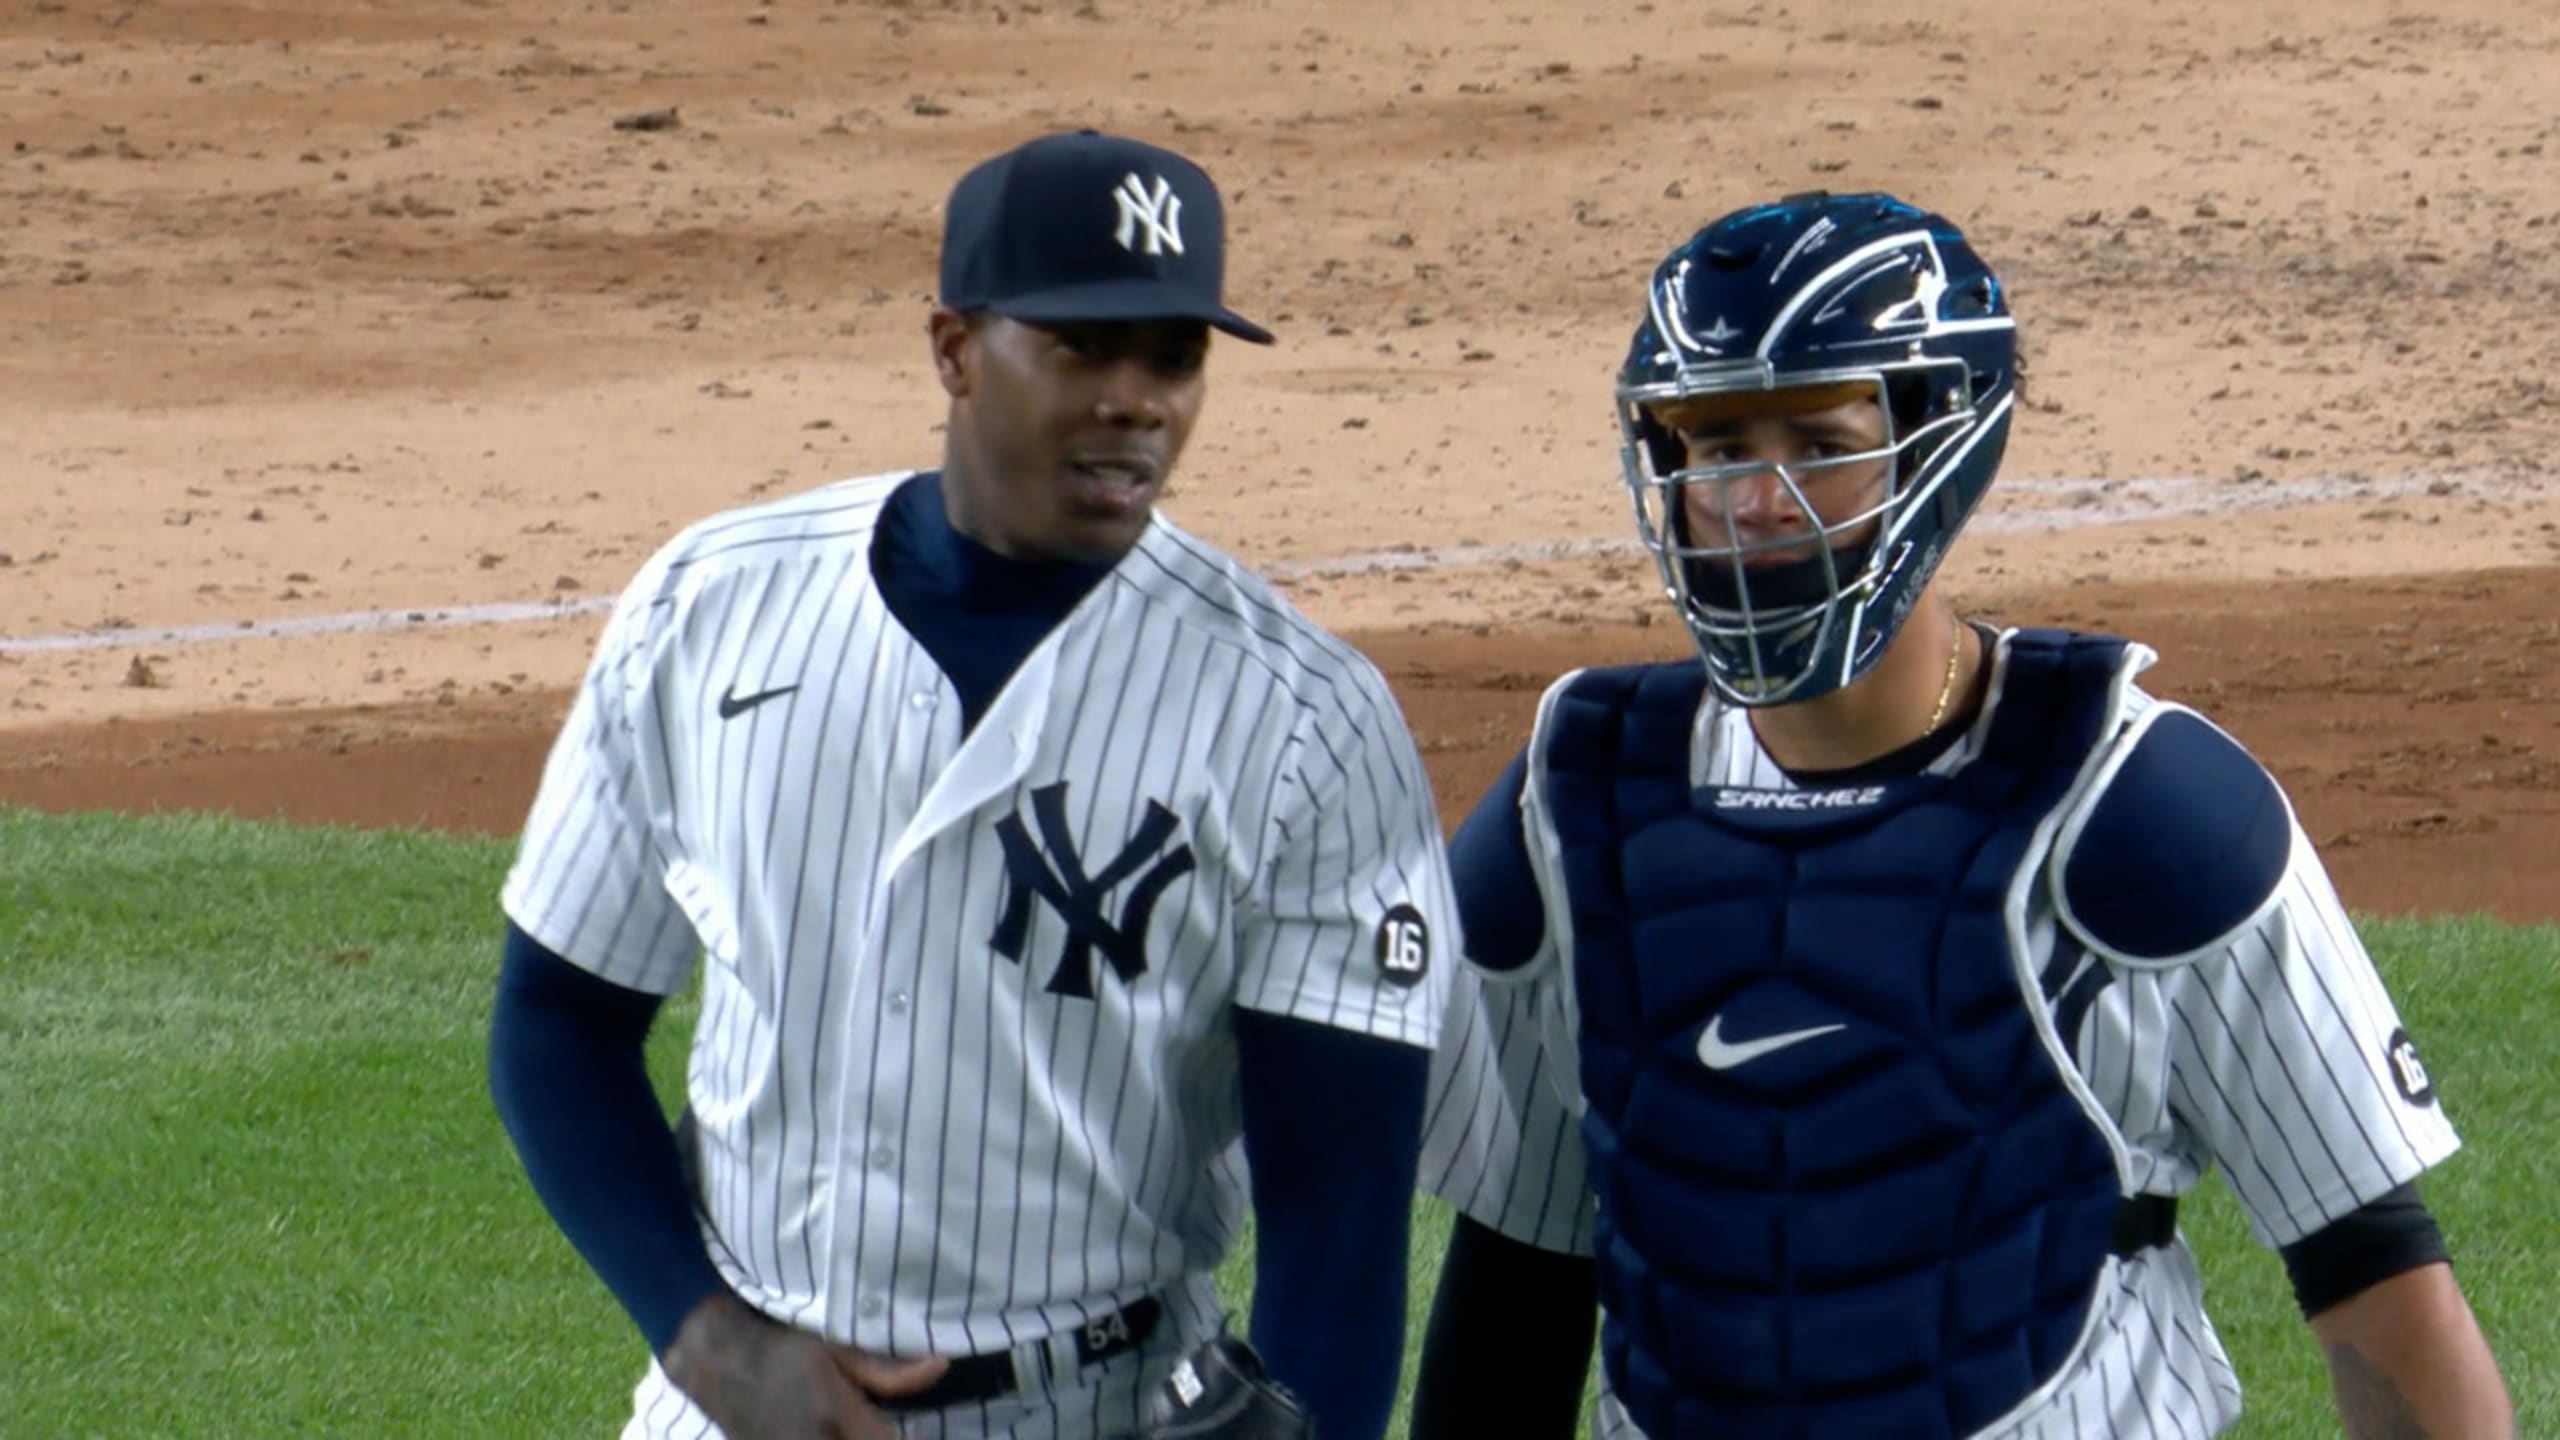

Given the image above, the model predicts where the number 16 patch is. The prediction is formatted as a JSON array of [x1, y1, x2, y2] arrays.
[[1375, 903, 1431, 988]]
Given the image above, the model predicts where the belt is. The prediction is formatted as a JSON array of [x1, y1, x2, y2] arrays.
[[676, 1106, 1162, 1409], [877, 1296, 1164, 1412], [2110, 1193, 2180, 1256]]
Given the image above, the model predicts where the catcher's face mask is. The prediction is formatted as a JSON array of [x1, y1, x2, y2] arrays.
[[1654, 381, 1897, 583], [1626, 377, 1930, 704], [1614, 191, 2020, 708]]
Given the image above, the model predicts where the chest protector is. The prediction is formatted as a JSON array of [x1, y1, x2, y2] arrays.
[[1543, 630, 2133, 1440]]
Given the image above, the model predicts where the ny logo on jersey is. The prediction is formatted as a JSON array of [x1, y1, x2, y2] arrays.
[[992, 781, 1197, 998], [1112, 172, 1185, 257]]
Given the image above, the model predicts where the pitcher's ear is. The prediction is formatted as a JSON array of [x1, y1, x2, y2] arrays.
[[928, 307, 981, 397]]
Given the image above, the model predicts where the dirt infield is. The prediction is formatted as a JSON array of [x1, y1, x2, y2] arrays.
[[4, 0, 2558, 921]]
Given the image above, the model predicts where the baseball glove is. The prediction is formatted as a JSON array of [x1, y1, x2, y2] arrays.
[[1138, 1332, 1316, 1439]]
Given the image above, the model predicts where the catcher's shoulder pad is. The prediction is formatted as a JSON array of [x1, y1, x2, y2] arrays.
[[1545, 660, 1711, 750], [1140, 1332, 1317, 1439], [2049, 703, 2295, 969]]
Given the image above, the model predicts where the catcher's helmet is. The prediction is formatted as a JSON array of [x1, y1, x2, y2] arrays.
[[1616, 191, 2017, 706]]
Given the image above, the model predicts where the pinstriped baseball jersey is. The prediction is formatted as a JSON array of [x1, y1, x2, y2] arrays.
[[1419, 631, 2460, 1440], [502, 469, 1456, 1439]]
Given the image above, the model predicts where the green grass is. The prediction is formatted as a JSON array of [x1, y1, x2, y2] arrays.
[[2, 808, 2550, 1437]]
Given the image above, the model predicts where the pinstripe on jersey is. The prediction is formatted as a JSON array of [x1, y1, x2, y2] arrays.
[[1419, 631, 2459, 1440], [504, 470, 1457, 1440]]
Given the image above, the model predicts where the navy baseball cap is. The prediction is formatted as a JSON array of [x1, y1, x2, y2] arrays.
[[939, 129, 1275, 345]]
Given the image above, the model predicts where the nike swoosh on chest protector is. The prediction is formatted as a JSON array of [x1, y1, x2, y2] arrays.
[[1695, 1014, 1847, 1070]]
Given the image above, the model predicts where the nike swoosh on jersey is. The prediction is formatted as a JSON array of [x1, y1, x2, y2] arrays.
[[716, 683, 800, 719], [1695, 1014, 1847, 1071]]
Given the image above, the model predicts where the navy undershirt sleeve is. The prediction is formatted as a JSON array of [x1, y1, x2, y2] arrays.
[[2276, 1181, 2451, 1318], [487, 923, 728, 1355], [1411, 1215, 1598, 1440], [873, 471, 1114, 732], [1450, 748, 1546, 973], [1235, 1011, 1426, 1440]]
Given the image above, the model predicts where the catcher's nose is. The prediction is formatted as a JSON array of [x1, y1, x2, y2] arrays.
[[1685, 464, 1807, 548]]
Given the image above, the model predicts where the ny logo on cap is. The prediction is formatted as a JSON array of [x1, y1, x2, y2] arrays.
[[1112, 172, 1185, 257]]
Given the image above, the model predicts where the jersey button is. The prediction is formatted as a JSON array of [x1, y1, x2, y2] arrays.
[[860, 1296, 886, 1320], [869, 1145, 896, 1171], [908, 691, 934, 710], [885, 991, 911, 1017]]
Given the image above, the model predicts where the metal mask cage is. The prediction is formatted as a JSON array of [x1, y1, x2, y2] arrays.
[[1616, 355, 1981, 705]]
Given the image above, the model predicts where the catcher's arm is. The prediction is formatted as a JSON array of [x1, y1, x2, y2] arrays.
[[1411, 1215, 1597, 1440], [2309, 1261, 2512, 1439]]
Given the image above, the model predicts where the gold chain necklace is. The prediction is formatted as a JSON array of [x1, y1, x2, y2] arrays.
[[1926, 622, 1966, 734]]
